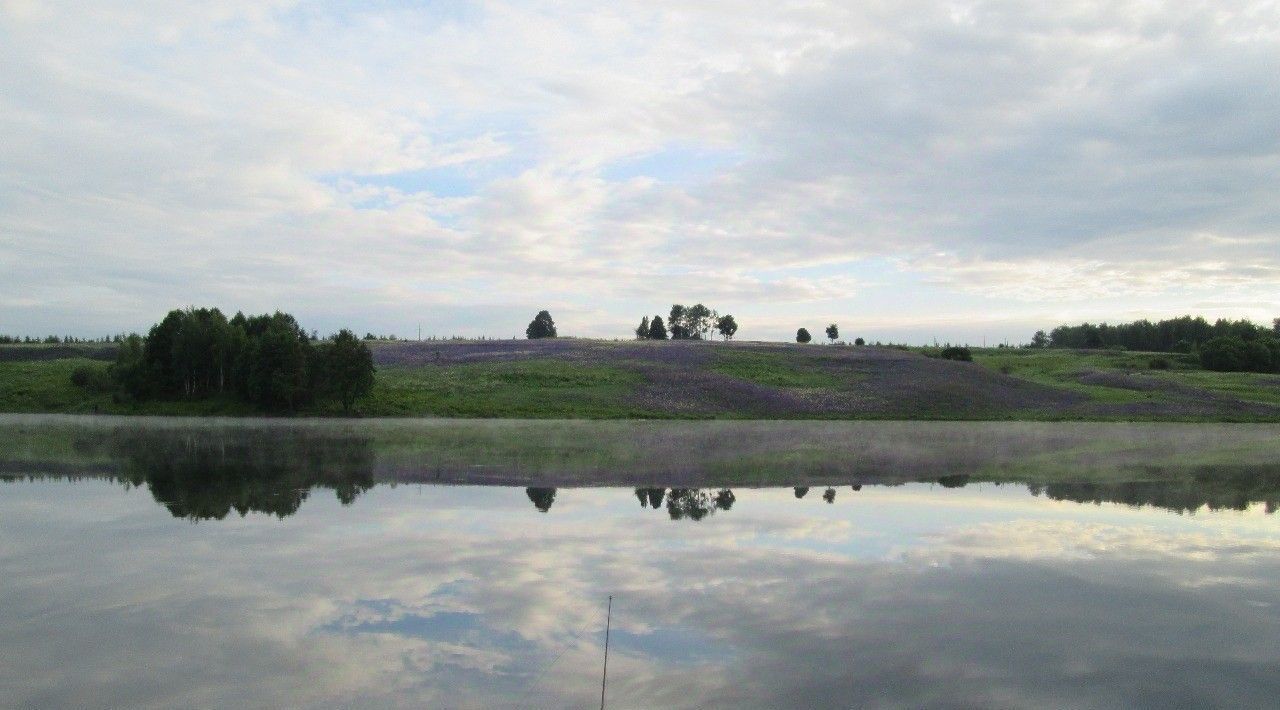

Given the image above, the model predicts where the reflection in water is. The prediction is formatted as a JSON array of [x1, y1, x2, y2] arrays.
[[1032, 468, 1280, 514], [3, 479, 1280, 708], [526, 486, 556, 512], [6, 431, 1280, 520], [3, 427, 376, 520], [4, 419, 1280, 707], [635, 487, 666, 509]]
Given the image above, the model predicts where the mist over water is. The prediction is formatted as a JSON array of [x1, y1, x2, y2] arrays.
[[2, 416, 1280, 708]]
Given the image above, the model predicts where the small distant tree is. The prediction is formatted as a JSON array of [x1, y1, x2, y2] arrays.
[[854, 337, 865, 346], [648, 315, 668, 340], [1030, 330, 1049, 348], [796, 328, 812, 344], [525, 310, 557, 339], [319, 329, 375, 414], [635, 316, 650, 340], [939, 345, 973, 362], [825, 323, 838, 343], [715, 314, 738, 341]]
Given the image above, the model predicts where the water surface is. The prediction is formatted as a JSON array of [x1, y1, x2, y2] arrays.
[[2, 416, 1279, 708]]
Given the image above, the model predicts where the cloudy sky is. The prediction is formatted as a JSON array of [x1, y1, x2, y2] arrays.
[[3, 1, 1279, 342]]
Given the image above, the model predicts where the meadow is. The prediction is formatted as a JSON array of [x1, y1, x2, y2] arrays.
[[3, 339, 1280, 421]]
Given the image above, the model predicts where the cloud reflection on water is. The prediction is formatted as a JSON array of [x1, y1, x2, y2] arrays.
[[2, 482, 1280, 708]]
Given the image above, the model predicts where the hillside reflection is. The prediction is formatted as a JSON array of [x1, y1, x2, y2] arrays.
[[3, 425, 1280, 519]]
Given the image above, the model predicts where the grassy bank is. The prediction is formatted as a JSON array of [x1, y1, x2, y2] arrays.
[[3, 340, 1280, 421]]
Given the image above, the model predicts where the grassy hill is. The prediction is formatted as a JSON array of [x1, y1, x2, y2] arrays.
[[3, 339, 1280, 420]]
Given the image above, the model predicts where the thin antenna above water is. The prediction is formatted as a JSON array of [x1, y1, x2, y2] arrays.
[[600, 595, 613, 710]]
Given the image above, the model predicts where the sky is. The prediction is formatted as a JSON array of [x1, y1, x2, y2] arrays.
[[2, 0, 1279, 344]]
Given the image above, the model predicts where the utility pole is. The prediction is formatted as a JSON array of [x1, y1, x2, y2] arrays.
[[600, 595, 613, 710]]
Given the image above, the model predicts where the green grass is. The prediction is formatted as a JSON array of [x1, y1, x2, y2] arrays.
[[0, 359, 259, 416], [970, 348, 1182, 404], [0, 359, 113, 413], [359, 360, 657, 418], [1158, 370, 1280, 406], [708, 350, 846, 388], [4, 345, 1280, 421], [970, 347, 1280, 409]]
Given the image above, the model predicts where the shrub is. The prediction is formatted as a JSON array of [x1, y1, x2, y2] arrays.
[[70, 365, 113, 393], [796, 328, 812, 344], [854, 337, 865, 346], [1199, 336, 1248, 372], [1149, 357, 1171, 370], [939, 346, 972, 362]]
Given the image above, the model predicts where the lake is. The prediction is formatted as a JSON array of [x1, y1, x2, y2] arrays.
[[2, 416, 1280, 708]]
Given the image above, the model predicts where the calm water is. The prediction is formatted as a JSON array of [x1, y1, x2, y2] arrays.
[[2, 417, 1280, 709]]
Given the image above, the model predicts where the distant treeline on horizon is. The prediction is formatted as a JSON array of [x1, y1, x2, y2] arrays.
[[1036, 315, 1280, 352]]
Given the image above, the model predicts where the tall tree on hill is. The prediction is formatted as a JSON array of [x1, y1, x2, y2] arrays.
[[635, 316, 650, 340], [715, 314, 738, 341], [686, 303, 713, 340], [648, 315, 668, 340], [245, 313, 311, 411], [318, 329, 374, 414], [825, 323, 839, 343], [525, 310, 557, 339], [669, 304, 689, 339], [796, 328, 812, 344]]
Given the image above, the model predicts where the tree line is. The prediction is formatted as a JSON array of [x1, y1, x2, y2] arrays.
[[635, 304, 738, 340], [99, 307, 375, 413], [1032, 315, 1280, 373], [0, 334, 125, 344], [1032, 316, 1280, 353]]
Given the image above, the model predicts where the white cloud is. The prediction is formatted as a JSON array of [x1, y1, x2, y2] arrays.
[[2, 1, 1279, 339]]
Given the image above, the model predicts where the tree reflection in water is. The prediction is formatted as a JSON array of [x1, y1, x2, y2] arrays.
[[0, 428, 377, 520], [526, 487, 556, 512], [115, 429, 377, 520]]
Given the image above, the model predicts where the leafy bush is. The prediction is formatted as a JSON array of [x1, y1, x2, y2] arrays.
[[1148, 357, 1171, 370], [1199, 336, 1277, 373], [70, 364, 113, 393], [939, 346, 972, 362]]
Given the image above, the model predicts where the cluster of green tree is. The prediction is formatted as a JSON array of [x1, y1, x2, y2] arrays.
[[1032, 316, 1280, 353], [103, 307, 374, 413], [635, 304, 737, 340], [362, 332, 401, 341], [526, 310, 557, 339], [1198, 335, 1280, 373]]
